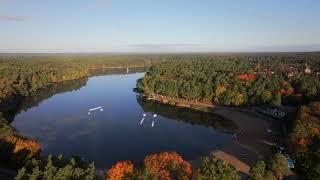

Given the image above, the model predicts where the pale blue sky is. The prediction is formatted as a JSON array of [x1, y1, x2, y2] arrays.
[[0, 0, 319, 53]]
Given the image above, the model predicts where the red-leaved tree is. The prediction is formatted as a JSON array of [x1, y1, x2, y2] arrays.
[[143, 152, 192, 180]]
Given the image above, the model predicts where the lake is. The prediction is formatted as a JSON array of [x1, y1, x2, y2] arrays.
[[10, 72, 235, 169]]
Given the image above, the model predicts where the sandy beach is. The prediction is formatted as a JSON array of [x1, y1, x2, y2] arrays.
[[211, 107, 276, 178]]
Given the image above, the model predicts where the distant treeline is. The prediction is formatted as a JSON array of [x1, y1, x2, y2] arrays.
[[137, 53, 320, 106], [0, 55, 166, 106]]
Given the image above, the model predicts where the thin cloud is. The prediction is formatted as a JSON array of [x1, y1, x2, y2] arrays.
[[0, 15, 26, 21]]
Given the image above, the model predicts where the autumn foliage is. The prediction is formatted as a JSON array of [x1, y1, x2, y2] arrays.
[[289, 102, 320, 152], [278, 82, 295, 95], [288, 102, 320, 179], [106, 152, 192, 180], [143, 152, 192, 180], [2, 135, 40, 155], [0, 134, 41, 166], [107, 161, 135, 180], [239, 74, 257, 80]]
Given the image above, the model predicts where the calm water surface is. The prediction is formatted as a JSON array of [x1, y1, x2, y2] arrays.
[[11, 73, 234, 168]]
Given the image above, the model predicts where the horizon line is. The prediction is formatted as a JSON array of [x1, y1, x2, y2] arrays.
[[0, 50, 319, 55]]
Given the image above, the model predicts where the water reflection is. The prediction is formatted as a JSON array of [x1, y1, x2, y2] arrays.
[[2, 78, 88, 123], [137, 95, 237, 131]]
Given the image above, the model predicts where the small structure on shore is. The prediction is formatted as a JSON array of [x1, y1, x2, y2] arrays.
[[304, 63, 311, 74], [254, 106, 286, 119]]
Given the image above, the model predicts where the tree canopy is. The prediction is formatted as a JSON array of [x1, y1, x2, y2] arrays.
[[137, 53, 320, 106], [289, 102, 320, 180]]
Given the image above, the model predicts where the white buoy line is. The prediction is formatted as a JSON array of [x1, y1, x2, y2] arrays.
[[88, 106, 104, 115]]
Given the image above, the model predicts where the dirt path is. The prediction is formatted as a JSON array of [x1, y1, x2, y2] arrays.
[[211, 107, 275, 178]]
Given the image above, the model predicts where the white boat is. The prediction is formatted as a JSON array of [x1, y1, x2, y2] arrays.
[[153, 114, 157, 118], [140, 117, 145, 125], [143, 113, 147, 117], [151, 121, 155, 127]]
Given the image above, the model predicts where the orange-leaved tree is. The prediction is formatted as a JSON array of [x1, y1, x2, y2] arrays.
[[106, 160, 135, 180]]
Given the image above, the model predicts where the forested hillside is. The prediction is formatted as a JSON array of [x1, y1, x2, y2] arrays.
[[137, 53, 320, 106]]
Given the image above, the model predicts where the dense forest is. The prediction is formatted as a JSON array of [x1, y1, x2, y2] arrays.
[[1, 53, 319, 179], [137, 53, 320, 106], [2, 53, 320, 109], [288, 102, 320, 180]]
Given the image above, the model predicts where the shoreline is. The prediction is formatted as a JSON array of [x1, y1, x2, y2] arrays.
[[140, 94, 278, 178], [139, 93, 215, 110]]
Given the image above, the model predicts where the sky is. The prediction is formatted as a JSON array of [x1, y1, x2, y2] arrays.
[[0, 0, 319, 53]]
